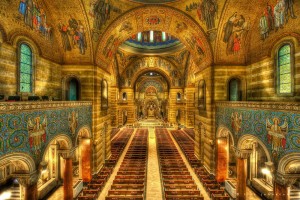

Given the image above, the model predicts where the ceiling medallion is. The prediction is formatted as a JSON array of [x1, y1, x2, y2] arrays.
[[147, 16, 160, 25]]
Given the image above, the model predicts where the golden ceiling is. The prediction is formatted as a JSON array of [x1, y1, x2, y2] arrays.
[[0, 0, 299, 74]]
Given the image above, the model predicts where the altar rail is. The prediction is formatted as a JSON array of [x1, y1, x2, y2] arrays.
[[0, 101, 92, 113], [216, 101, 300, 113]]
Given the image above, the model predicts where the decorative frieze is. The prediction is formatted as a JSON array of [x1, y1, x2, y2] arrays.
[[216, 101, 300, 113]]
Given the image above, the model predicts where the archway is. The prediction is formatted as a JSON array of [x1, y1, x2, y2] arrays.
[[237, 134, 273, 199], [38, 134, 72, 199], [134, 71, 169, 121], [0, 153, 36, 200], [75, 127, 92, 182], [64, 76, 81, 101], [95, 5, 213, 72], [216, 126, 235, 182], [276, 153, 300, 200]]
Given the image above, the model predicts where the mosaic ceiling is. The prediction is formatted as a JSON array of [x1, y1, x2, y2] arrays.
[[0, 0, 299, 72], [128, 0, 178, 3]]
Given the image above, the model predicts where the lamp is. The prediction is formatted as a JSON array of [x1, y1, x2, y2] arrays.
[[261, 168, 270, 185], [0, 191, 12, 199]]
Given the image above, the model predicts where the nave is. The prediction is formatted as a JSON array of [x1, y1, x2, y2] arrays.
[[48, 125, 261, 200]]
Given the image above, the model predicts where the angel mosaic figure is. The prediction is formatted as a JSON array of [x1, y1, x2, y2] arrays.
[[27, 116, 47, 151], [266, 117, 288, 151]]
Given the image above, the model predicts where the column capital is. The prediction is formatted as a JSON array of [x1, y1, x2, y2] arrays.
[[274, 172, 298, 187], [232, 147, 252, 159], [59, 148, 76, 159], [14, 171, 39, 187]]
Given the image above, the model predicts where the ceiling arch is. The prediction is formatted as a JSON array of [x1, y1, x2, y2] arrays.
[[129, 68, 172, 89], [96, 5, 213, 71], [136, 78, 167, 93], [121, 56, 180, 77]]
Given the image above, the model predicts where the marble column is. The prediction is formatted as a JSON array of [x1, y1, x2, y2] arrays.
[[60, 148, 75, 200], [81, 138, 92, 182], [274, 173, 296, 200], [233, 147, 252, 200], [216, 137, 227, 182], [16, 172, 39, 200]]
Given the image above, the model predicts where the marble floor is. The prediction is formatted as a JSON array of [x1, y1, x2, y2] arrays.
[[146, 127, 163, 200], [48, 126, 262, 200], [47, 186, 63, 200]]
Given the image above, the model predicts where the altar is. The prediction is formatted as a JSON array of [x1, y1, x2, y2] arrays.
[[148, 107, 155, 117]]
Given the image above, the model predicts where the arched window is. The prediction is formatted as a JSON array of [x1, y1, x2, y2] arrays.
[[198, 80, 206, 110], [19, 43, 33, 93], [101, 79, 108, 109], [122, 92, 127, 101], [228, 78, 241, 101], [277, 44, 292, 94], [176, 92, 181, 101], [68, 78, 80, 101]]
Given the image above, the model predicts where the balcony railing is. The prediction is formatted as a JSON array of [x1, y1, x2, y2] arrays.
[[0, 101, 92, 113]]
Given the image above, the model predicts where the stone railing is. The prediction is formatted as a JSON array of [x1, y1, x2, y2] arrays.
[[0, 101, 92, 113], [216, 101, 300, 112]]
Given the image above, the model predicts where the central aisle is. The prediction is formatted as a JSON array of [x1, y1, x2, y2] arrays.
[[146, 127, 163, 200]]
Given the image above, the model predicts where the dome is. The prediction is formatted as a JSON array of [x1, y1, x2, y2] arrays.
[[119, 31, 185, 55]]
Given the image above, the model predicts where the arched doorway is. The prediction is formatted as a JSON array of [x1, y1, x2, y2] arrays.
[[237, 135, 272, 199], [216, 126, 235, 182], [38, 135, 72, 199], [75, 127, 92, 182]]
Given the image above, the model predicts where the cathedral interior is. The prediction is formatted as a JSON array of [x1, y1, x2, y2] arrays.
[[0, 0, 300, 200]]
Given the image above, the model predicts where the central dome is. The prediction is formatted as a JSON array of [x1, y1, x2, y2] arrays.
[[120, 31, 185, 55], [128, 0, 178, 3]]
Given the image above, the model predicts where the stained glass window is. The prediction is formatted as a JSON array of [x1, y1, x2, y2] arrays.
[[162, 32, 166, 42], [137, 32, 142, 42], [278, 44, 292, 94], [19, 44, 32, 93], [150, 31, 154, 43], [198, 80, 206, 110]]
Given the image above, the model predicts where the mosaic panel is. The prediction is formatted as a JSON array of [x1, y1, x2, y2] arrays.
[[0, 105, 92, 163], [216, 105, 300, 165]]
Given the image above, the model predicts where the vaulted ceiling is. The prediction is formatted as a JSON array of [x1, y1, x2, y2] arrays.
[[1, 0, 299, 77]]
